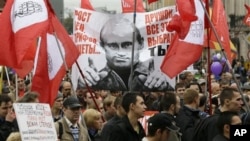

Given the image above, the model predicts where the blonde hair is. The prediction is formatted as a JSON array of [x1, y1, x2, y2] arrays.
[[6, 132, 21, 141], [83, 109, 101, 128]]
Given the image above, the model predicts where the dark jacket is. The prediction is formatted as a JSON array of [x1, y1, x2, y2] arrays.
[[0, 119, 19, 141], [101, 115, 122, 140], [176, 106, 200, 141], [92, 60, 174, 92], [193, 110, 221, 141], [108, 115, 146, 141], [212, 134, 229, 141]]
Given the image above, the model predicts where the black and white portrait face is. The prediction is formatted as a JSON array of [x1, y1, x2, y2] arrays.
[[101, 17, 143, 70]]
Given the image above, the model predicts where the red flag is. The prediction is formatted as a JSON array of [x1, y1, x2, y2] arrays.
[[148, 0, 158, 5], [177, 0, 197, 21], [210, 0, 231, 63], [81, 0, 94, 10], [0, 0, 49, 78], [244, 4, 250, 27], [161, 34, 203, 78], [121, 0, 145, 13], [32, 12, 79, 105], [161, 0, 204, 78]]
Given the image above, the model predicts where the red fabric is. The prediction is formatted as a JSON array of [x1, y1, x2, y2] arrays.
[[148, 0, 158, 5], [81, 0, 94, 10], [177, 0, 197, 21], [244, 4, 250, 27], [31, 4, 79, 105], [167, 14, 191, 39], [161, 34, 203, 78], [210, 0, 231, 62], [121, 0, 145, 13], [0, 0, 48, 78]]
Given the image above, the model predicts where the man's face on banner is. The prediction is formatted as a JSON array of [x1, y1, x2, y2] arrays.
[[101, 18, 142, 70]]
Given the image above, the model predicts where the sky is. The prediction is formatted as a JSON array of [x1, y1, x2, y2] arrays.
[[64, 0, 122, 14]]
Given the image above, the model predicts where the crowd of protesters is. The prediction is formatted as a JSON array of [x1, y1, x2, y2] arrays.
[[0, 59, 250, 141]]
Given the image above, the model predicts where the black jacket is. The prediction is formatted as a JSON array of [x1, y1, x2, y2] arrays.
[[176, 106, 200, 141], [101, 115, 122, 140], [192, 109, 222, 141], [108, 115, 145, 141]]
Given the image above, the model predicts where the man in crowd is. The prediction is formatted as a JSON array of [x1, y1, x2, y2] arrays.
[[213, 111, 241, 141], [193, 87, 243, 141], [142, 113, 179, 141], [159, 92, 182, 141], [109, 92, 147, 141], [176, 88, 201, 141], [54, 96, 88, 141]]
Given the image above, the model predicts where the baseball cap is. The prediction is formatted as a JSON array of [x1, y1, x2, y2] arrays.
[[148, 113, 179, 132], [63, 96, 82, 108]]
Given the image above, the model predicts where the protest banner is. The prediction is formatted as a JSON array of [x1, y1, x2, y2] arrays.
[[13, 103, 57, 141], [71, 6, 177, 92]]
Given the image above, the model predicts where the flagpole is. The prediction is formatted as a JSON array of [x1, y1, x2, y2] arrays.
[[199, 0, 250, 112], [75, 61, 105, 122], [52, 31, 78, 96], [129, 0, 137, 92], [204, 0, 212, 115]]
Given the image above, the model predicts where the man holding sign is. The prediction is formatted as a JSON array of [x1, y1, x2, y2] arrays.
[[81, 16, 173, 92]]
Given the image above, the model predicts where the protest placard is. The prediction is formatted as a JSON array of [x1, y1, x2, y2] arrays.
[[13, 103, 57, 141]]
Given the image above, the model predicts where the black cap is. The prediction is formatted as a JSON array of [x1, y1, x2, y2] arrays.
[[63, 96, 82, 108], [148, 113, 179, 132]]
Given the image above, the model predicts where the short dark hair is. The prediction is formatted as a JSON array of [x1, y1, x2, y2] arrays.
[[0, 95, 12, 105], [219, 87, 238, 106], [217, 111, 239, 134], [175, 82, 186, 91], [122, 92, 142, 113], [160, 92, 177, 111], [186, 82, 202, 93]]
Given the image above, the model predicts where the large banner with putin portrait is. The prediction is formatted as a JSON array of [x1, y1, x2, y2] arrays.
[[71, 6, 177, 92]]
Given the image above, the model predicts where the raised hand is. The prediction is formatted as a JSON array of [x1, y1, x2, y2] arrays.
[[81, 57, 108, 86]]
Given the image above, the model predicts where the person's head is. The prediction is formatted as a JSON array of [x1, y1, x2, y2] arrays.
[[147, 113, 179, 141], [219, 87, 243, 112], [83, 109, 103, 130], [63, 96, 82, 124], [12, 76, 26, 91], [114, 95, 126, 117], [17, 91, 40, 103], [84, 91, 102, 107], [217, 111, 241, 139], [211, 82, 221, 96], [183, 88, 200, 108], [0, 95, 12, 119], [103, 95, 116, 117], [175, 82, 186, 99], [59, 81, 72, 98], [219, 79, 230, 91], [160, 92, 180, 115], [52, 92, 63, 110], [100, 16, 144, 70], [122, 92, 147, 118], [184, 71, 194, 83], [186, 82, 202, 93]]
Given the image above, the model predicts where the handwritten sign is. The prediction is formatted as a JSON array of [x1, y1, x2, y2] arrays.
[[13, 103, 57, 141]]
